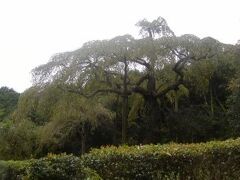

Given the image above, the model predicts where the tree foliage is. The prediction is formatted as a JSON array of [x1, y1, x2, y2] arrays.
[[0, 87, 19, 121]]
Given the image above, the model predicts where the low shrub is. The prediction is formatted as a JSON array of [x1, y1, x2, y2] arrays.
[[83, 138, 240, 179], [0, 154, 101, 180], [27, 153, 101, 180], [0, 160, 29, 180], [2, 138, 240, 179]]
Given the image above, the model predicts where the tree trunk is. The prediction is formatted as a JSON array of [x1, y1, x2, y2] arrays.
[[122, 95, 128, 144], [122, 57, 129, 144], [174, 91, 179, 113], [142, 95, 162, 143], [81, 123, 86, 154], [210, 81, 214, 118]]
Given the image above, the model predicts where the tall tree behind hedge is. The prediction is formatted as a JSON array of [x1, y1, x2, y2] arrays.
[[0, 87, 19, 121]]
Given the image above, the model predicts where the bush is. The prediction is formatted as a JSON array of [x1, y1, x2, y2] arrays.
[[0, 119, 37, 160], [83, 138, 240, 179], [2, 139, 240, 179], [27, 153, 101, 180], [0, 160, 29, 180], [0, 154, 101, 180]]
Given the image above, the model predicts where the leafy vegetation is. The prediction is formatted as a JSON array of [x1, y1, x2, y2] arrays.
[[0, 154, 101, 180], [1, 139, 240, 179], [83, 138, 240, 179], [0, 87, 19, 121], [0, 160, 29, 180]]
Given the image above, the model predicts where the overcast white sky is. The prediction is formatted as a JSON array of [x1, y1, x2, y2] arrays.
[[0, 0, 239, 92]]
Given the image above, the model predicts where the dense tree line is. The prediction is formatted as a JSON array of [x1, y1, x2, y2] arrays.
[[0, 17, 240, 160]]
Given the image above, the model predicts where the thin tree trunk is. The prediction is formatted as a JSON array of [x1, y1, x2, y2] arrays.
[[210, 83, 214, 118], [122, 95, 128, 144], [214, 88, 226, 112], [81, 123, 86, 154], [122, 57, 128, 144], [174, 91, 179, 112]]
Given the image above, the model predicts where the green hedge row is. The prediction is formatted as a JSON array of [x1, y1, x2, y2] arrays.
[[1, 138, 240, 179], [27, 154, 101, 180], [0, 154, 101, 180], [83, 138, 240, 179]]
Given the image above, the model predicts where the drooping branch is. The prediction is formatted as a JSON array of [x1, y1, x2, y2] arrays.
[[62, 86, 123, 98]]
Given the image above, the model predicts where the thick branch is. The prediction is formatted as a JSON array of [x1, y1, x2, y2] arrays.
[[155, 51, 189, 98], [130, 57, 150, 69], [171, 49, 188, 59], [132, 86, 149, 96], [156, 81, 182, 98], [156, 52, 216, 98]]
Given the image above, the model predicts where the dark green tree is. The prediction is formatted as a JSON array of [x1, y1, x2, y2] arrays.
[[0, 87, 19, 121]]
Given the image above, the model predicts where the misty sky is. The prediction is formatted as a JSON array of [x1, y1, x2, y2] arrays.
[[0, 0, 239, 92]]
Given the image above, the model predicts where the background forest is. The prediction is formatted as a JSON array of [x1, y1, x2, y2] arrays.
[[0, 17, 240, 160]]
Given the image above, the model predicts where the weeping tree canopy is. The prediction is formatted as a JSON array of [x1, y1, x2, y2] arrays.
[[31, 17, 230, 144], [32, 24, 225, 100], [38, 90, 114, 154], [14, 83, 115, 153]]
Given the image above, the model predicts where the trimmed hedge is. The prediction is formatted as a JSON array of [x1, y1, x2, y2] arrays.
[[27, 153, 101, 180], [1, 138, 240, 179], [0, 154, 101, 180], [83, 138, 240, 179]]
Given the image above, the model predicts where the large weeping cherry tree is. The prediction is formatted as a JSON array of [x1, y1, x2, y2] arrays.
[[32, 17, 224, 144]]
